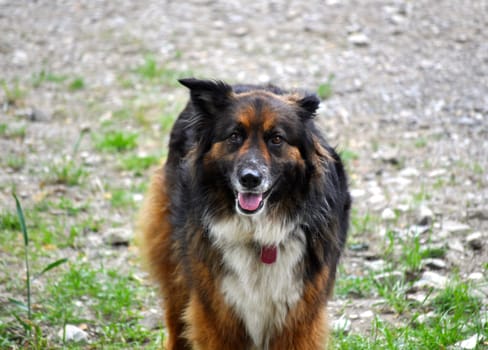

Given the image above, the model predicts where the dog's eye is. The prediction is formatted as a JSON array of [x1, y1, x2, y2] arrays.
[[269, 135, 283, 145], [228, 132, 243, 145]]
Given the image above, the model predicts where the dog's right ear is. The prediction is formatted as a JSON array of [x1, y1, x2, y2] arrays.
[[179, 78, 233, 115]]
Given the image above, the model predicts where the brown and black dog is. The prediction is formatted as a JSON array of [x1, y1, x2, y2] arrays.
[[139, 78, 350, 349]]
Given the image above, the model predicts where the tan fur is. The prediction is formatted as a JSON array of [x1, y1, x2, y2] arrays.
[[138, 170, 191, 349], [139, 169, 334, 349]]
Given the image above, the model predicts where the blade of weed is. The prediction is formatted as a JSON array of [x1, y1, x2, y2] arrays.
[[13, 193, 31, 320], [13, 193, 28, 246], [12, 313, 32, 333], [8, 298, 29, 312], [72, 129, 87, 158], [36, 258, 68, 278]]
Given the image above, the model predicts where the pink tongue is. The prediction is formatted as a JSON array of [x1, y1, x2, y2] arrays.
[[260, 245, 278, 264], [238, 193, 263, 211]]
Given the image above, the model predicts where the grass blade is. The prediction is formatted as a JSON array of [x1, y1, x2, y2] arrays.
[[12, 193, 31, 320], [12, 313, 32, 333], [8, 298, 29, 312], [37, 258, 68, 277], [13, 193, 28, 246]]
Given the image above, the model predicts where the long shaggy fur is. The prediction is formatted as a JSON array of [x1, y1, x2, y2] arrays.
[[139, 78, 351, 350]]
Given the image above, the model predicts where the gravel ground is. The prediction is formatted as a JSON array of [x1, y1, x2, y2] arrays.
[[1, 0, 487, 343]]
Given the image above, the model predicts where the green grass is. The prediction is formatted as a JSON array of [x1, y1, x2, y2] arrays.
[[335, 272, 375, 298], [317, 73, 335, 100], [414, 137, 427, 148], [32, 70, 68, 88], [339, 148, 359, 172], [0, 210, 22, 231], [109, 188, 136, 209], [45, 159, 87, 186], [1, 80, 26, 106], [94, 130, 139, 152], [0, 196, 160, 349], [68, 77, 85, 91], [334, 278, 487, 349], [2, 261, 159, 348], [120, 154, 160, 175], [0, 124, 27, 139], [135, 54, 192, 85], [334, 199, 487, 349], [5, 154, 26, 170]]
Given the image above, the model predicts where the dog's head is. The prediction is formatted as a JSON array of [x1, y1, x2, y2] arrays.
[[180, 78, 322, 218]]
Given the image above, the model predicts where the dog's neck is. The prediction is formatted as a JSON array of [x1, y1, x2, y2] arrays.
[[208, 214, 306, 348]]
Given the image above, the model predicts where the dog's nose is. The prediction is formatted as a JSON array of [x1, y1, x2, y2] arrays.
[[239, 169, 262, 189]]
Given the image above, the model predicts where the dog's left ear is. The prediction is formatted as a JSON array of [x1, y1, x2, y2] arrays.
[[179, 78, 233, 116], [297, 94, 320, 119]]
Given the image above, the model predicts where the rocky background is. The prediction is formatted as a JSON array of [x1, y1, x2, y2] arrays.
[[1, 0, 487, 348]]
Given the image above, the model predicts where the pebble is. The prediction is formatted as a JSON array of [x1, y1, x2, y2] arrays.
[[423, 258, 447, 270], [381, 208, 396, 221], [360, 310, 374, 318], [103, 228, 133, 246], [12, 50, 28, 66], [448, 239, 465, 253], [417, 205, 434, 226], [350, 188, 366, 198], [399, 167, 420, 177], [465, 232, 484, 250], [443, 221, 471, 234], [467, 272, 483, 281], [365, 259, 386, 272], [332, 316, 351, 333], [404, 225, 430, 237], [373, 147, 399, 165], [416, 311, 435, 324], [139, 309, 163, 330], [58, 324, 88, 343], [414, 271, 448, 289], [454, 334, 480, 350], [14, 107, 50, 122], [232, 26, 249, 37], [348, 33, 370, 47], [467, 206, 488, 220], [428, 169, 447, 178]]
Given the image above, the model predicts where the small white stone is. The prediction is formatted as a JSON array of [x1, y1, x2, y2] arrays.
[[365, 259, 386, 272], [348, 33, 370, 46], [133, 193, 144, 202], [466, 232, 484, 250], [455, 334, 479, 349], [360, 310, 374, 318], [428, 169, 447, 178], [399, 167, 420, 177], [58, 324, 88, 343], [332, 317, 351, 333], [423, 258, 447, 270], [417, 205, 434, 226], [414, 271, 448, 289], [350, 188, 366, 198], [381, 208, 396, 221], [443, 221, 471, 234], [103, 228, 133, 245], [448, 239, 465, 253], [467, 272, 483, 281]]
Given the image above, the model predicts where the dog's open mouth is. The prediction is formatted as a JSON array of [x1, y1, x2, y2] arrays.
[[237, 192, 264, 214]]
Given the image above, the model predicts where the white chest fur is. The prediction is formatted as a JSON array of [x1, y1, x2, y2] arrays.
[[209, 215, 305, 349]]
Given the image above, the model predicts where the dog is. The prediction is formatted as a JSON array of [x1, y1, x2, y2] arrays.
[[139, 78, 351, 349]]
